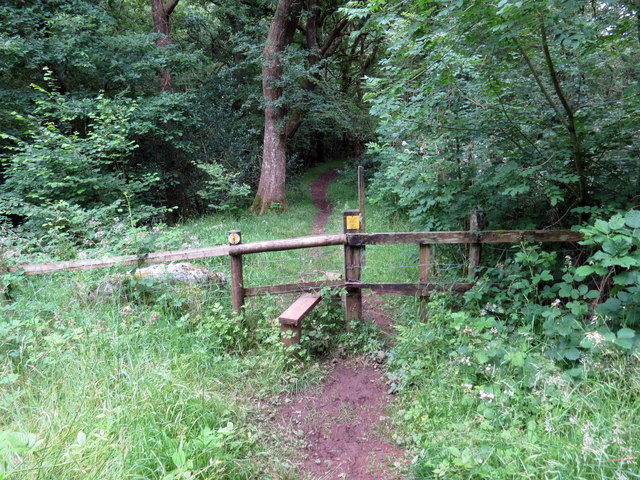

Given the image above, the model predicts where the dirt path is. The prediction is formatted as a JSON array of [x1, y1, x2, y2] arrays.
[[310, 169, 341, 235], [276, 168, 407, 480]]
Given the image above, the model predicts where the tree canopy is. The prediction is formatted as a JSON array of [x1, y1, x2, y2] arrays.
[[0, 0, 638, 243]]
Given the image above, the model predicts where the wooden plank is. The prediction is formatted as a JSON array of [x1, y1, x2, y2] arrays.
[[347, 282, 474, 296], [468, 209, 481, 278], [0, 263, 7, 304], [9, 244, 231, 275], [348, 230, 582, 246], [230, 233, 346, 255], [244, 280, 343, 297], [279, 294, 322, 326], [229, 230, 244, 314]]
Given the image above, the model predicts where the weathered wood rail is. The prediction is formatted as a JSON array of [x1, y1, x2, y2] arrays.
[[346, 230, 582, 246], [4, 210, 583, 332]]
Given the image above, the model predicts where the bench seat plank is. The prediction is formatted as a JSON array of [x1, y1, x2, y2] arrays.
[[279, 294, 322, 326]]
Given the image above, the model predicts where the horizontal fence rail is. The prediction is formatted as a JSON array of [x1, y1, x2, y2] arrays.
[[346, 230, 582, 246], [3, 213, 585, 326], [8, 245, 231, 275], [7, 234, 346, 276], [346, 281, 475, 296], [7, 230, 581, 276], [230, 233, 346, 255]]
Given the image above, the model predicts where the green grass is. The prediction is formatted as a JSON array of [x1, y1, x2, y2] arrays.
[[1, 161, 408, 480], [1, 162, 373, 480], [3, 162, 639, 480]]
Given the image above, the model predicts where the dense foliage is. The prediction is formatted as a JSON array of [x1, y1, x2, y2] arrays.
[[0, 0, 372, 242], [388, 209, 640, 478], [351, 0, 639, 229]]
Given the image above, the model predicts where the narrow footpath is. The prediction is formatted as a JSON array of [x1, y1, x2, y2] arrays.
[[277, 169, 407, 480]]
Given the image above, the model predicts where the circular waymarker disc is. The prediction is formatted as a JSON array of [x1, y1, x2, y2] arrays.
[[228, 232, 241, 245]]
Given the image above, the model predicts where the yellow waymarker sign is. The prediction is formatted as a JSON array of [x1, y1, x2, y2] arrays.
[[346, 215, 360, 231], [228, 233, 241, 245]]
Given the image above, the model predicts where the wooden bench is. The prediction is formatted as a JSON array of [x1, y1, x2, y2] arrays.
[[278, 293, 322, 347]]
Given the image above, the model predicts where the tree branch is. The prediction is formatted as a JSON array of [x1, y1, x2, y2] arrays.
[[516, 41, 568, 128], [165, 0, 179, 16], [539, 19, 588, 206], [319, 17, 349, 58]]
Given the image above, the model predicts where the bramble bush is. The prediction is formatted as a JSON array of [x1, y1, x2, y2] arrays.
[[388, 210, 640, 478]]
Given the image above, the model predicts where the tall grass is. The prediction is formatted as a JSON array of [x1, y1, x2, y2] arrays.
[[1, 161, 383, 480]]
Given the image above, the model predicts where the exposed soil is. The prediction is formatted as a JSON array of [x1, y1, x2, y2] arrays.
[[274, 168, 407, 480], [310, 169, 341, 235]]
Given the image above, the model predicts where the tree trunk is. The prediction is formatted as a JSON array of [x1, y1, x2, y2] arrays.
[[539, 21, 588, 207], [150, 0, 191, 217], [252, 0, 303, 214], [151, 0, 179, 92]]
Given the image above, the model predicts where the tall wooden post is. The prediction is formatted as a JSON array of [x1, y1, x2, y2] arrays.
[[468, 208, 484, 278], [228, 230, 245, 314], [358, 166, 366, 231], [343, 209, 363, 330]]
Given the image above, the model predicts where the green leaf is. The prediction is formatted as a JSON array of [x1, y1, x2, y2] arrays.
[[609, 214, 626, 230], [171, 449, 187, 468], [617, 328, 636, 339], [625, 210, 640, 228], [564, 347, 581, 361], [575, 265, 594, 277], [615, 337, 634, 350], [596, 297, 622, 316]]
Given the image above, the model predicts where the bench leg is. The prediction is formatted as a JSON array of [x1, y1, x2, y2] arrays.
[[281, 323, 302, 347]]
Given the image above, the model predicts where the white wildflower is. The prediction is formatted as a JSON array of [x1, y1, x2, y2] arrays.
[[545, 419, 554, 433], [585, 331, 606, 346], [479, 390, 495, 403]]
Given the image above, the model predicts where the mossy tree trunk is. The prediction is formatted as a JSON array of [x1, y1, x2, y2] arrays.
[[252, 0, 303, 214]]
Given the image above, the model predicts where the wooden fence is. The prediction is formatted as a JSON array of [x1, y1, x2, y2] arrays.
[[3, 208, 583, 325]]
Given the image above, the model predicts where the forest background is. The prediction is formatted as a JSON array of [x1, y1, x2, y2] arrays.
[[1, 0, 638, 247], [1, 2, 640, 479]]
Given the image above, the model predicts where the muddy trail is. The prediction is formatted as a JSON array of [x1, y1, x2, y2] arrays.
[[276, 169, 407, 480]]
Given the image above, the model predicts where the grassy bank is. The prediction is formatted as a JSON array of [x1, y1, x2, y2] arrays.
[[3, 163, 639, 480], [0, 162, 387, 480]]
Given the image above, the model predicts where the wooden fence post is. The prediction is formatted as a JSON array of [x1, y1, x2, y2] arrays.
[[228, 230, 244, 314], [343, 209, 363, 330], [468, 207, 485, 278], [419, 244, 432, 284]]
